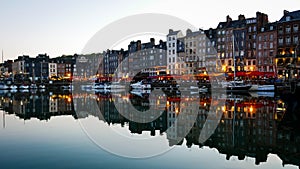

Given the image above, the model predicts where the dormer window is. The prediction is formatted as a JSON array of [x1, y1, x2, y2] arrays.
[[286, 16, 291, 21]]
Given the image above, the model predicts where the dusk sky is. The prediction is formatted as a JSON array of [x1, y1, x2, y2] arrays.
[[0, 0, 300, 60]]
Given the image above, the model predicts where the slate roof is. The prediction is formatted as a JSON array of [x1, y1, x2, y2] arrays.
[[279, 10, 300, 22]]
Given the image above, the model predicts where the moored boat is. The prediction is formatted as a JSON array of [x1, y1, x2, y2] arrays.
[[249, 84, 275, 91], [130, 81, 151, 89]]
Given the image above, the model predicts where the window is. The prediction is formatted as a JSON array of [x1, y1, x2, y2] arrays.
[[264, 42, 267, 49], [279, 37, 283, 45], [253, 26, 256, 32], [168, 37, 171, 41], [286, 36, 291, 44], [270, 34, 274, 41], [294, 24, 299, 33], [286, 16, 291, 21], [248, 27, 252, 32], [279, 26, 283, 34], [294, 36, 299, 44], [258, 44, 262, 49], [270, 42, 273, 48], [286, 25, 291, 33], [172, 43, 175, 47], [172, 50, 175, 54], [258, 35, 262, 41]]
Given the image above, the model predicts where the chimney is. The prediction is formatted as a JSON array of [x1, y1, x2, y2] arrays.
[[159, 39, 163, 44], [238, 14, 245, 21], [186, 29, 192, 35], [150, 38, 155, 45], [284, 10, 289, 15], [137, 40, 141, 51], [169, 29, 173, 33], [226, 15, 232, 23]]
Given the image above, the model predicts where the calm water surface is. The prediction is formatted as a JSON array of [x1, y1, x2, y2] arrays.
[[0, 90, 299, 169]]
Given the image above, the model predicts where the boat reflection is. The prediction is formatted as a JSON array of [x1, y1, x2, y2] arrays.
[[0, 90, 299, 167]]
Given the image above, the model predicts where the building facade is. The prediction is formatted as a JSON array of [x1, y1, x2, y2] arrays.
[[167, 29, 184, 75], [276, 10, 300, 80], [256, 22, 277, 73]]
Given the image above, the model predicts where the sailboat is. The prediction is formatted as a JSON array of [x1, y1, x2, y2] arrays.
[[226, 35, 252, 91]]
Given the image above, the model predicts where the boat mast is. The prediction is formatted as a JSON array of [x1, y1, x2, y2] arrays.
[[1, 50, 3, 63], [2, 110, 5, 129], [232, 35, 236, 80]]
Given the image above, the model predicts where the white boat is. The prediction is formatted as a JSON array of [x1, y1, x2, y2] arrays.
[[0, 82, 9, 90], [10, 85, 18, 90], [249, 84, 275, 91], [39, 88, 46, 92], [93, 82, 110, 89], [130, 81, 151, 89], [19, 89, 29, 92], [130, 89, 151, 97], [249, 91, 275, 98], [226, 80, 252, 91], [199, 86, 208, 93], [190, 86, 199, 90], [19, 85, 29, 89], [10, 89, 18, 93], [39, 85, 46, 89], [81, 84, 93, 91]]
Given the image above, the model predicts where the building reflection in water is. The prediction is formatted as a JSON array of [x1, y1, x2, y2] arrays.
[[0, 90, 299, 167]]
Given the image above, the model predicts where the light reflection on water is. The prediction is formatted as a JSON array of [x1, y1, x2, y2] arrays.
[[0, 90, 299, 169]]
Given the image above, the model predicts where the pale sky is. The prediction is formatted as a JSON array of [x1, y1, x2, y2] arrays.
[[0, 0, 300, 60]]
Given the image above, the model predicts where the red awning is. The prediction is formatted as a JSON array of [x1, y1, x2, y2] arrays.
[[227, 71, 275, 77]]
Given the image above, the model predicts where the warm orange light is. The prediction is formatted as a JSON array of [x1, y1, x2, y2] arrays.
[[222, 106, 226, 112], [249, 106, 253, 113], [175, 108, 179, 114], [222, 65, 226, 72]]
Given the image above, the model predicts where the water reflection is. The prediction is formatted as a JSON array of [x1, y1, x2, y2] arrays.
[[0, 90, 299, 167]]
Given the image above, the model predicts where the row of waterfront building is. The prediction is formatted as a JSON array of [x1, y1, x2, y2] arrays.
[[1, 9, 300, 82]]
